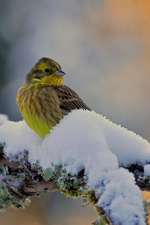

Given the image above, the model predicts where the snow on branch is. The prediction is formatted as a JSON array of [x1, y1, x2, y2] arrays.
[[0, 110, 150, 225]]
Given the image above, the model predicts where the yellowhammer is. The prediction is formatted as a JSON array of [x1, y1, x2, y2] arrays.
[[17, 57, 90, 138]]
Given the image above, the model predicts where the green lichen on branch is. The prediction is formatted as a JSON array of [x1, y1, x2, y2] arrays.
[[0, 145, 30, 209], [0, 182, 30, 210], [42, 165, 86, 197], [0, 144, 53, 209]]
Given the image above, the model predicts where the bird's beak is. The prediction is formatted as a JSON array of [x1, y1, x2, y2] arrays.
[[55, 70, 66, 76]]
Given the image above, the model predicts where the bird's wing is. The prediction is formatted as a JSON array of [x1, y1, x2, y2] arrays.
[[54, 85, 91, 114]]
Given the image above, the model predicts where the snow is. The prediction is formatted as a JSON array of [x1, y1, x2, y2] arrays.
[[0, 110, 149, 225], [0, 120, 41, 157], [98, 168, 145, 225]]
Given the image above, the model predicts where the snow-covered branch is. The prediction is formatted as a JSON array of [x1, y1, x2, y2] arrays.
[[0, 111, 150, 225]]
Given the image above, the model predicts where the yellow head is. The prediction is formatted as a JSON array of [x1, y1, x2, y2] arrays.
[[26, 57, 66, 86]]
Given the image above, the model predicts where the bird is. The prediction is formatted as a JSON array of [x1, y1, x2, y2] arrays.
[[17, 57, 90, 138]]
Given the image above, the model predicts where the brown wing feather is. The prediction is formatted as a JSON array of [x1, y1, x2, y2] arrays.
[[54, 85, 91, 114]]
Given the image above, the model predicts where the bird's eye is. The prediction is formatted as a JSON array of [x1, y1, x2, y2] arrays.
[[44, 68, 50, 73]]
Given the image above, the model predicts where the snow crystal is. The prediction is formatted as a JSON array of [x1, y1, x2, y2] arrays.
[[0, 109, 149, 225]]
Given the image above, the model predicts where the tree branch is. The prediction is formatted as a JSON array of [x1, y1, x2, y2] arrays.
[[0, 142, 149, 225]]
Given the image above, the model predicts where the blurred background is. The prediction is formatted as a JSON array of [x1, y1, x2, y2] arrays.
[[0, 0, 150, 224]]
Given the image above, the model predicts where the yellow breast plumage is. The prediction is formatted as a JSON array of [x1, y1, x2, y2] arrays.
[[17, 83, 63, 138]]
